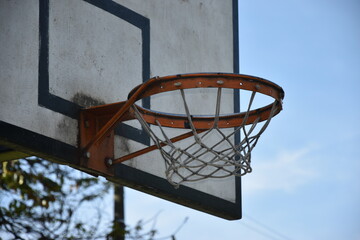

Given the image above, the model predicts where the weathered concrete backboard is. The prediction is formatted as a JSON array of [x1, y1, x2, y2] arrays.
[[0, 0, 240, 219]]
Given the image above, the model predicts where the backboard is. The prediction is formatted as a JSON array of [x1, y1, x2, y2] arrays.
[[0, 0, 240, 219]]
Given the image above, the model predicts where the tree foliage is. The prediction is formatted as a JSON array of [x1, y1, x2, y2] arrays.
[[0, 157, 111, 239], [0, 157, 185, 240]]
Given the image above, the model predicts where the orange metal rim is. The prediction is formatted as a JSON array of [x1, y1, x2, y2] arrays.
[[128, 73, 284, 129], [128, 73, 284, 101]]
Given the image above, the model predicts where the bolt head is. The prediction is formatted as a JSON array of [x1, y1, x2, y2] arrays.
[[84, 120, 90, 128], [105, 158, 113, 167], [84, 151, 91, 159]]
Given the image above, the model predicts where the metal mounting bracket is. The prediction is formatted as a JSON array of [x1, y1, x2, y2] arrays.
[[79, 101, 134, 176]]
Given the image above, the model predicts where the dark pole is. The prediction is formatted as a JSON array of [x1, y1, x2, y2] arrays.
[[114, 184, 125, 240]]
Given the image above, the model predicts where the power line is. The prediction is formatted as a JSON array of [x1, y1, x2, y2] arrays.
[[241, 221, 280, 240], [241, 214, 293, 240]]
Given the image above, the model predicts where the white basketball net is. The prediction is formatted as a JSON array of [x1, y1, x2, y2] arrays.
[[133, 88, 279, 188]]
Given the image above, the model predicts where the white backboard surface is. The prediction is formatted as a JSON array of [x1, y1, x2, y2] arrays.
[[0, 0, 240, 219]]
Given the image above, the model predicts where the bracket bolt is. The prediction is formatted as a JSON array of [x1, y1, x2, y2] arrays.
[[174, 82, 182, 87], [84, 151, 91, 159], [105, 158, 113, 167]]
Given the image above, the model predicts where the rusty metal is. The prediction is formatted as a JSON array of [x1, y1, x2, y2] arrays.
[[128, 73, 284, 101], [112, 129, 206, 165], [79, 105, 117, 175], [134, 102, 280, 129], [79, 73, 284, 172]]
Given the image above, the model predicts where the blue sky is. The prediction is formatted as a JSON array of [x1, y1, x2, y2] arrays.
[[122, 1, 360, 239]]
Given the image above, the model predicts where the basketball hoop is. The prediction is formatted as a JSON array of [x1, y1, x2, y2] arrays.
[[80, 73, 284, 188]]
